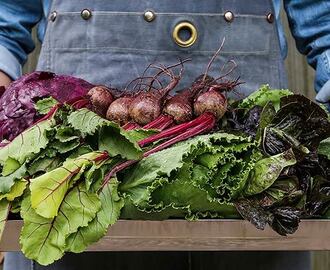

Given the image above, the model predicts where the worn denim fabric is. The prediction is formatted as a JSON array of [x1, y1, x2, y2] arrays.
[[0, 0, 329, 96], [35, 0, 284, 97]]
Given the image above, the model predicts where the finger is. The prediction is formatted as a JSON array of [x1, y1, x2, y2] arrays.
[[316, 79, 330, 103]]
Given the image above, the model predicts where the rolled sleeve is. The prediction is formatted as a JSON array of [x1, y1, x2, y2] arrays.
[[0, 45, 22, 80], [284, 0, 330, 92], [0, 0, 43, 77]]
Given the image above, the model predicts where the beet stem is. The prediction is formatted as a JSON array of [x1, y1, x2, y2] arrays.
[[123, 122, 141, 130], [139, 113, 214, 147], [144, 114, 215, 156], [101, 112, 216, 188], [143, 115, 174, 130], [34, 104, 60, 125]]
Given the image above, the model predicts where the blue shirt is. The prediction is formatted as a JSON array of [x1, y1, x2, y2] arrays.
[[0, 0, 330, 93]]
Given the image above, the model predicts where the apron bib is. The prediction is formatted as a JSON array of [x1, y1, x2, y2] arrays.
[[37, 0, 287, 98]]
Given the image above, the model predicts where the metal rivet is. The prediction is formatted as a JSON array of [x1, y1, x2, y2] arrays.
[[49, 11, 57, 22], [144, 10, 156, 22], [224, 11, 234, 23], [81, 9, 92, 20], [266, 13, 274, 23]]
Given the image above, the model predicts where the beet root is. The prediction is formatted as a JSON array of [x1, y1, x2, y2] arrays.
[[129, 94, 162, 125], [88, 86, 114, 117], [163, 95, 193, 123], [194, 89, 227, 120], [106, 96, 133, 125]]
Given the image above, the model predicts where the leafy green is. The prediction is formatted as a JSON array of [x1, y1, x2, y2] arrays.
[[30, 151, 108, 218], [0, 179, 28, 201], [318, 138, 330, 160], [0, 164, 27, 194], [66, 178, 124, 253], [120, 133, 257, 218], [238, 85, 292, 111], [35, 97, 59, 115], [20, 185, 101, 265], [0, 116, 56, 165], [28, 156, 62, 175], [0, 200, 10, 240], [68, 109, 142, 160], [244, 149, 296, 196]]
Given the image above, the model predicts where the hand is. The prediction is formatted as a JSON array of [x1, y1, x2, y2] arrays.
[[0, 71, 12, 87], [316, 79, 330, 103]]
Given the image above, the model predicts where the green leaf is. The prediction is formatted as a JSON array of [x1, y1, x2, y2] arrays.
[[256, 101, 276, 142], [125, 129, 159, 142], [0, 200, 10, 241], [28, 156, 62, 175], [68, 109, 142, 160], [0, 179, 28, 201], [66, 178, 124, 253], [66, 145, 94, 159], [120, 133, 257, 211], [2, 157, 20, 176], [20, 185, 101, 266], [244, 149, 297, 196], [35, 97, 59, 115], [50, 139, 80, 154], [239, 85, 292, 111], [0, 116, 56, 165], [319, 138, 330, 160], [30, 151, 108, 218], [0, 163, 27, 194], [55, 126, 80, 143]]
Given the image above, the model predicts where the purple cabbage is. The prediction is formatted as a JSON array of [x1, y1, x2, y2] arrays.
[[0, 72, 94, 141]]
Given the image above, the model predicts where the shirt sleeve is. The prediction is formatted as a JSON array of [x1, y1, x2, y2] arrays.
[[284, 0, 330, 92], [0, 0, 43, 79]]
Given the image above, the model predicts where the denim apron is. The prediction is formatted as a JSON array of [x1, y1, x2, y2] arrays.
[[4, 0, 311, 269], [36, 0, 287, 97]]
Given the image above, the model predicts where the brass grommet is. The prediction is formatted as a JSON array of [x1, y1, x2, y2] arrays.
[[172, 21, 198, 48], [49, 11, 57, 22], [266, 13, 274, 23], [144, 10, 156, 22], [224, 11, 234, 23], [81, 9, 92, 20]]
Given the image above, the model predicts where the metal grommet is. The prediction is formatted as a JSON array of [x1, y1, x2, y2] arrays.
[[49, 11, 57, 22], [144, 10, 156, 22], [81, 9, 92, 20], [266, 13, 274, 23], [224, 11, 234, 23], [172, 21, 198, 48]]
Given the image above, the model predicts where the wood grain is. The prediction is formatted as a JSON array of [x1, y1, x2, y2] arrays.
[[2, 220, 330, 252]]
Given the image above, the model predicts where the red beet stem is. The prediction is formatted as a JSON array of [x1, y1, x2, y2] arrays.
[[123, 122, 141, 130], [139, 113, 214, 147], [144, 113, 215, 156], [34, 104, 61, 125], [72, 99, 90, 109], [143, 115, 174, 130], [101, 112, 216, 188]]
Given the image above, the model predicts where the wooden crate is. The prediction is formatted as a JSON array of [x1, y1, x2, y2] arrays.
[[2, 220, 330, 252]]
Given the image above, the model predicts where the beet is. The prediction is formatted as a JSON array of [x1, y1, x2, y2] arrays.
[[106, 96, 133, 125], [163, 90, 193, 123], [129, 64, 182, 125], [194, 88, 228, 120], [87, 86, 114, 117]]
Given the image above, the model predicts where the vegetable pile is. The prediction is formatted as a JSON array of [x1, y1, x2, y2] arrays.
[[0, 57, 329, 265]]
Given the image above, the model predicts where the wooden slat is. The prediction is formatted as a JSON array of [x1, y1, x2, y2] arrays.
[[2, 220, 330, 252]]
